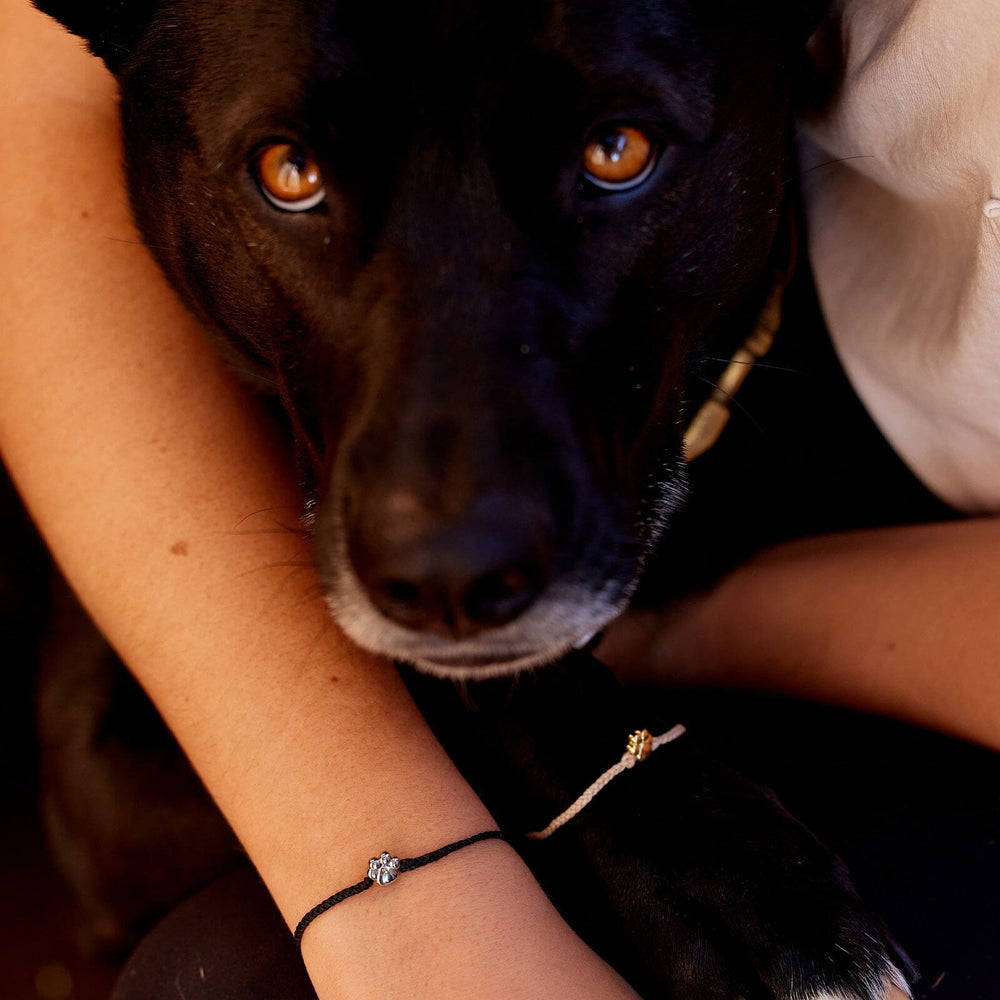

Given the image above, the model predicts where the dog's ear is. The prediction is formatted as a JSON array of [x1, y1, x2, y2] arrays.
[[32, 1, 161, 74]]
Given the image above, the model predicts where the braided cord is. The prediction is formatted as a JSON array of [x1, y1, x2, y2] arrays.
[[293, 878, 373, 942], [294, 830, 504, 945], [399, 829, 505, 874], [525, 724, 686, 841]]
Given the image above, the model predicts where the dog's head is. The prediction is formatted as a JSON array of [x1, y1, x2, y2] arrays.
[[38, 0, 823, 676]]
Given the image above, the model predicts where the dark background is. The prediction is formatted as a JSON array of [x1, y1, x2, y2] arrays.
[[0, 477, 117, 1000]]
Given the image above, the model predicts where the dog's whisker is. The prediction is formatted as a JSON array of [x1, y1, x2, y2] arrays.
[[224, 506, 311, 540], [454, 677, 477, 709], [102, 235, 181, 253], [695, 374, 765, 435], [234, 559, 316, 582], [226, 525, 312, 540], [230, 504, 304, 526], [225, 525, 310, 538], [291, 580, 329, 607], [781, 152, 877, 187], [700, 356, 799, 374]]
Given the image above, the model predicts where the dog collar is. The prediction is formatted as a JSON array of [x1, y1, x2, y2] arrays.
[[683, 240, 794, 462]]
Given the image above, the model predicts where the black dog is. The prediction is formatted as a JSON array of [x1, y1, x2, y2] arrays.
[[39, 0, 822, 677], [32, 1, 913, 997]]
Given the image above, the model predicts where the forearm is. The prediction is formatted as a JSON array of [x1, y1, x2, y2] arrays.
[[603, 520, 1000, 751], [0, 2, 639, 996]]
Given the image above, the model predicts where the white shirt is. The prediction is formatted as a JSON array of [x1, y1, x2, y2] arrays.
[[800, 0, 1000, 513]]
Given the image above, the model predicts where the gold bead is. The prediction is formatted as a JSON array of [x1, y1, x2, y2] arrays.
[[626, 729, 653, 762]]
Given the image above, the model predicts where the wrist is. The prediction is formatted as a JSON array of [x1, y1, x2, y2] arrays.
[[600, 586, 736, 687], [299, 837, 640, 1000]]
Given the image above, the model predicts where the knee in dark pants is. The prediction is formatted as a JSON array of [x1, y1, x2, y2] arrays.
[[113, 867, 317, 1000]]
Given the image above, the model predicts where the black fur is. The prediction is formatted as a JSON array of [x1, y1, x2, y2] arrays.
[[38, 0, 825, 673], [31, 1, 913, 997], [409, 655, 913, 999], [33, 0, 160, 70]]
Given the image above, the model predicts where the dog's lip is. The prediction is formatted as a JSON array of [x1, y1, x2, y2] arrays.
[[420, 650, 527, 667], [409, 644, 572, 679], [405, 629, 604, 680], [413, 642, 554, 669], [413, 627, 599, 668]]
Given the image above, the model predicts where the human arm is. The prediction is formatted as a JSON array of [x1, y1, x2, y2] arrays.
[[0, 2, 641, 997], [600, 519, 1000, 753]]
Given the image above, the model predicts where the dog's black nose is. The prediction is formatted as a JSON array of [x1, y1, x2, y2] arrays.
[[348, 490, 554, 638]]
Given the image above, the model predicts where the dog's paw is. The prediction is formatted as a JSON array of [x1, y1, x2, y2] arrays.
[[524, 740, 915, 1000]]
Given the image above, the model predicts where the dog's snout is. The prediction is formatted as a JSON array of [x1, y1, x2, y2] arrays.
[[348, 489, 555, 639]]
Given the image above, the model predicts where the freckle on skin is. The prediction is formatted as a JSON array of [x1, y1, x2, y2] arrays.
[[170, 541, 189, 556], [330, 675, 339, 684], [886, 640, 897, 652], [80, 209, 90, 219]]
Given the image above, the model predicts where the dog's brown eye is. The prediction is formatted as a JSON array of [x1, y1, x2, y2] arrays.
[[583, 126, 655, 190], [255, 143, 326, 211]]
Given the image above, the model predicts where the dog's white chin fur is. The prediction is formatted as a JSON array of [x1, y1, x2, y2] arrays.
[[795, 962, 912, 1000], [326, 566, 631, 680]]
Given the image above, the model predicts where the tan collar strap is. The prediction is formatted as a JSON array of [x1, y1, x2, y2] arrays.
[[682, 268, 789, 462]]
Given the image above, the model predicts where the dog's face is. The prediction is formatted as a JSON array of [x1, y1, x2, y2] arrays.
[[40, 0, 816, 676]]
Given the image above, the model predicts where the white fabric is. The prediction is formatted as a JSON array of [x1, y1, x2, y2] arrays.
[[800, 0, 1000, 513]]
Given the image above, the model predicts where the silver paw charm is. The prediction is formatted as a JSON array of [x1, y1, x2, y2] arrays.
[[368, 851, 401, 885]]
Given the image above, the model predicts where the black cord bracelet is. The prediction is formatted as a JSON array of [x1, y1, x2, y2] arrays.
[[293, 830, 505, 945]]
